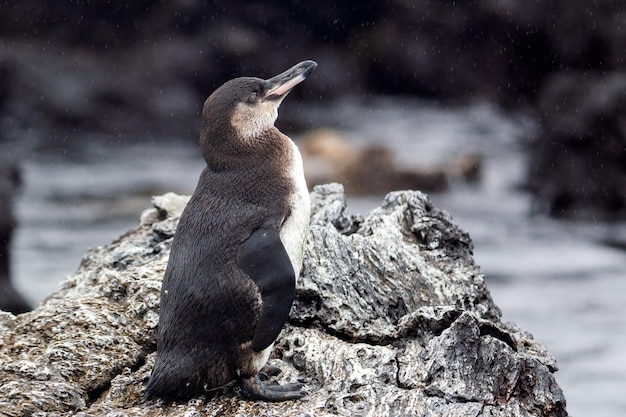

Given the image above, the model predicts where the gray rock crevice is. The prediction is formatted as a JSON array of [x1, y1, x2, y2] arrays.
[[0, 184, 567, 416]]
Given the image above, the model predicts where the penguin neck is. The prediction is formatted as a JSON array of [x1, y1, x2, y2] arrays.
[[200, 125, 292, 172]]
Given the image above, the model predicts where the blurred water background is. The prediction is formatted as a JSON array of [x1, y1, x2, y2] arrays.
[[8, 97, 625, 417]]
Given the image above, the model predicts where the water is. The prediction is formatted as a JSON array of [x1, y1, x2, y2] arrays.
[[10, 98, 626, 416]]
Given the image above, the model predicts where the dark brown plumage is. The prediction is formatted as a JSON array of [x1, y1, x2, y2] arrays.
[[146, 61, 316, 402]]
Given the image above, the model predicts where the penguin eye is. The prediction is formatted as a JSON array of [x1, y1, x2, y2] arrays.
[[248, 92, 260, 102]]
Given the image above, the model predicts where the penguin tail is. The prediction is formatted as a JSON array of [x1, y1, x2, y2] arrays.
[[144, 362, 193, 402], [145, 357, 233, 402]]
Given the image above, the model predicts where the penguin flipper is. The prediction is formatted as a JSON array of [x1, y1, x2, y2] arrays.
[[237, 223, 296, 352]]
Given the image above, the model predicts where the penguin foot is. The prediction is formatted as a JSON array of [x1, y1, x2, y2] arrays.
[[259, 364, 282, 380], [239, 374, 307, 402]]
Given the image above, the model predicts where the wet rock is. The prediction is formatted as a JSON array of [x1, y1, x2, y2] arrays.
[[528, 71, 626, 220], [0, 184, 567, 416]]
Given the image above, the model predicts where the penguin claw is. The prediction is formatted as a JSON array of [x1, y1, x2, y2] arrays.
[[239, 374, 307, 402], [266, 382, 305, 392]]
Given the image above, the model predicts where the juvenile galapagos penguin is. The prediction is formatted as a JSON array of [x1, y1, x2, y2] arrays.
[[145, 60, 317, 402]]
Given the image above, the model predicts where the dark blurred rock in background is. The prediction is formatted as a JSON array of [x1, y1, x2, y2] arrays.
[[529, 72, 626, 220], [0, 0, 624, 218], [0, 148, 31, 314]]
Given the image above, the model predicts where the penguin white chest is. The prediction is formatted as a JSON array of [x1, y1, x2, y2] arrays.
[[280, 141, 310, 278]]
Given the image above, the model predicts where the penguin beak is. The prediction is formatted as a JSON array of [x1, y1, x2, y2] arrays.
[[264, 60, 317, 100]]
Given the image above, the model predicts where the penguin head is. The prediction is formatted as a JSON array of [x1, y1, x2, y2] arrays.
[[201, 60, 317, 144]]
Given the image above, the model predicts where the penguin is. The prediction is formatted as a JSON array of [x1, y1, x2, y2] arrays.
[[145, 60, 317, 402]]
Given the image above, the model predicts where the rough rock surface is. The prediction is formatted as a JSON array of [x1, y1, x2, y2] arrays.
[[0, 184, 567, 416]]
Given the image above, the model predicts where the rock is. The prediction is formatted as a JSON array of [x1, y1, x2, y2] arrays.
[[339, 145, 451, 195], [0, 148, 31, 315], [0, 184, 568, 416], [452, 153, 483, 184], [301, 129, 484, 195], [300, 129, 357, 187], [527, 71, 626, 220]]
